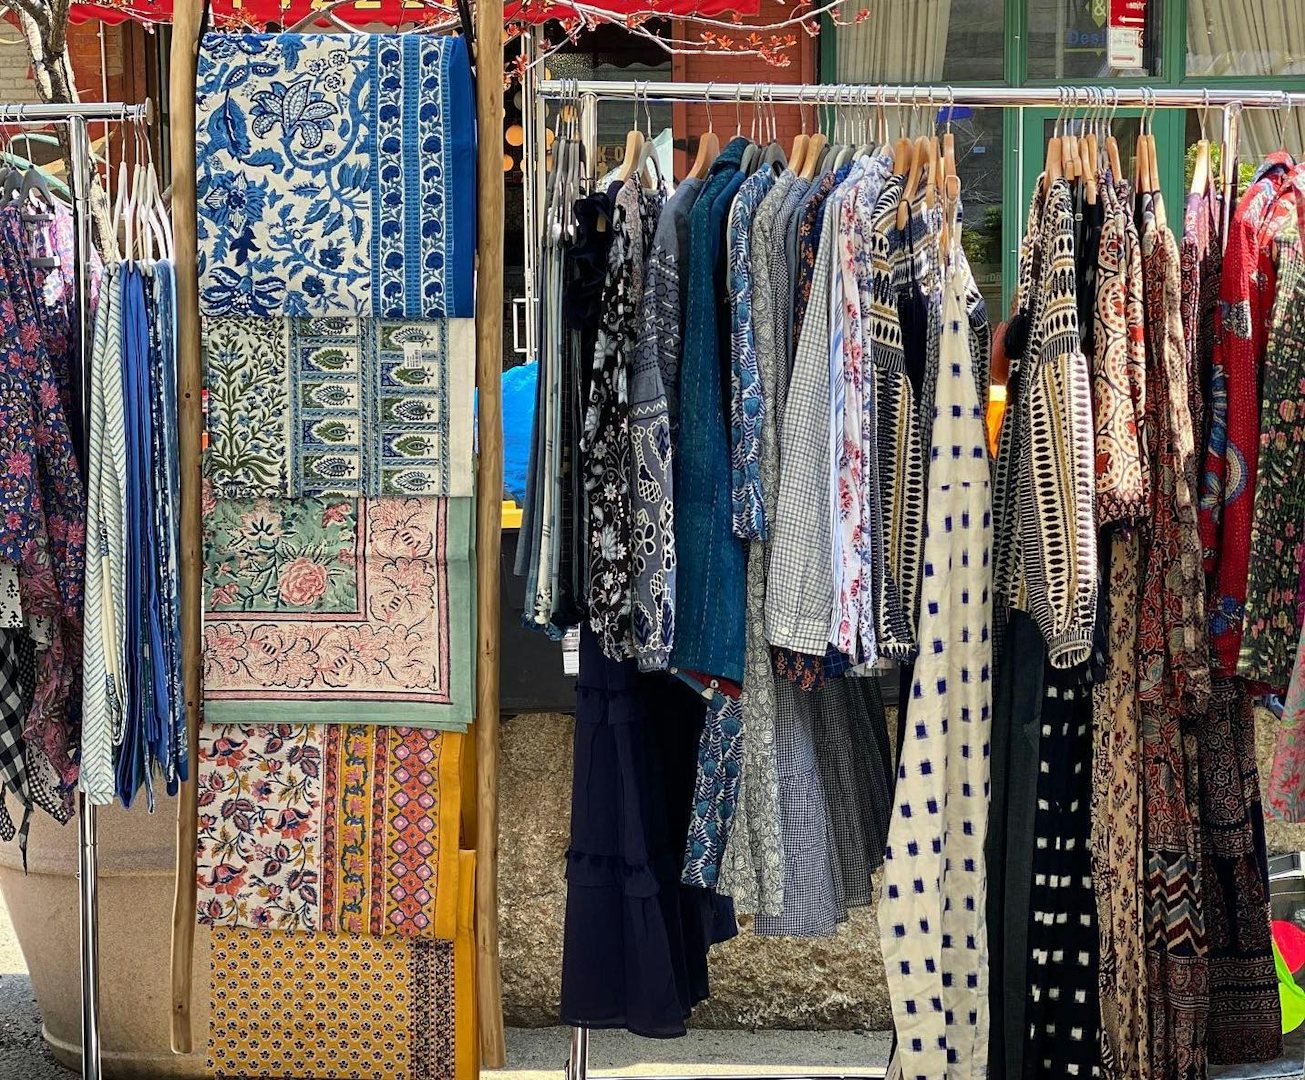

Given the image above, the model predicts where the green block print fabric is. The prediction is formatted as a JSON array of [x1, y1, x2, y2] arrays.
[[203, 492, 473, 728], [204, 316, 474, 498]]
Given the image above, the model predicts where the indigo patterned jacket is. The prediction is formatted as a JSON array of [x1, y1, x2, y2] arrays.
[[628, 178, 703, 670]]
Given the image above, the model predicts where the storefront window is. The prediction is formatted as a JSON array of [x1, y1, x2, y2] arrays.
[[1187, 0, 1305, 78], [834, 0, 1004, 85], [1027, 0, 1162, 79], [834, 0, 1004, 312]]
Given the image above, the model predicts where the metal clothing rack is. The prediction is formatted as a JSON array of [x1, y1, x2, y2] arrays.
[[0, 97, 151, 1080], [534, 79, 1305, 107], [513, 73, 1305, 1080]]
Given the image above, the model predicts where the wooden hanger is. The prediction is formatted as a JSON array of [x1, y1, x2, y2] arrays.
[[938, 88, 957, 188], [1134, 118, 1148, 193], [1191, 90, 1212, 197], [892, 133, 912, 174], [789, 89, 811, 176], [1103, 84, 1123, 183], [940, 96, 960, 256], [890, 88, 911, 174], [1044, 93, 1064, 185], [925, 132, 940, 209], [897, 134, 929, 229], [1150, 118, 1167, 228], [802, 130, 827, 181], [617, 127, 645, 184], [1062, 126, 1079, 183], [688, 87, 719, 181], [1083, 91, 1100, 203], [1191, 138, 1211, 197]]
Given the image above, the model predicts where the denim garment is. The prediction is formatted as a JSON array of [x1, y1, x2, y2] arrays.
[[652, 177, 703, 436], [672, 137, 749, 684]]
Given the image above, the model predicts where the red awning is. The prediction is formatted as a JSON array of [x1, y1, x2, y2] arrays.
[[69, 0, 755, 27]]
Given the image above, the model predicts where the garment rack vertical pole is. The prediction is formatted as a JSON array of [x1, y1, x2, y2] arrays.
[[0, 96, 151, 1080], [515, 76, 1305, 1080], [167, 0, 204, 1055], [474, 0, 508, 1058]]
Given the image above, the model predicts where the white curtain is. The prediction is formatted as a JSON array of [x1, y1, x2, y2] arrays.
[[1187, 0, 1305, 160], [836, 0, 953, 83], [1187, 0, 1305, 78]]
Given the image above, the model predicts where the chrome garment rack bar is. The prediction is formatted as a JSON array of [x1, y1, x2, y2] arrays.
[[564, 1027, 888, 1080], [535, 79, 1305, 109], [1, 97, 149, 1080], [523, 76, 1290, 1080], [0, 100, 151, 123]]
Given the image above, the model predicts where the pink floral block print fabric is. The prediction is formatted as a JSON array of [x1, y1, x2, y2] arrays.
[[203, 490, 473, 728], [196, 723, 464, 940]]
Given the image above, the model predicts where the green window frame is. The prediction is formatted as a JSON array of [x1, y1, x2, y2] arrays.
[[823, 0, 1305, 309]]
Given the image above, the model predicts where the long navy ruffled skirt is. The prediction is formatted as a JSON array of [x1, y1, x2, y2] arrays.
[[561, 627, 736, 1038]]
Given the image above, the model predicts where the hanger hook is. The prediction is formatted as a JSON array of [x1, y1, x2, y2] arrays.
[[1200, 88, 1210, 143], [944, 85, 954, 136], [705, 81, 715, 132], [735, 85, 743, 138]]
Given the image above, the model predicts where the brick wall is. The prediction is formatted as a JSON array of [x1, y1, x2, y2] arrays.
[[0, 32, 37, 104], [0, 20, 146, 107], [66, 21, 151, 170], [669, 0, 817, 179]]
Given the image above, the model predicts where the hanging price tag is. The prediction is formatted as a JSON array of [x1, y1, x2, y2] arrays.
[[1108, 0, 1146, 68], [562, 627, 581, 676]]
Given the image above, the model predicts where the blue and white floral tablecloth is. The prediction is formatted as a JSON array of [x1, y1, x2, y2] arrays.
[[196, 32, 476, 321]]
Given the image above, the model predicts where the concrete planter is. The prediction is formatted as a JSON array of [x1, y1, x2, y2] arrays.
[[0, 799, 209, 1079]]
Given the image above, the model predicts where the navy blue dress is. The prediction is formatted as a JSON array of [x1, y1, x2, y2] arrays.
[[561, 627, 736, 1037]]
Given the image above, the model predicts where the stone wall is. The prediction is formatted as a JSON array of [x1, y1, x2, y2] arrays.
[[498, 706, 1305, 1030]]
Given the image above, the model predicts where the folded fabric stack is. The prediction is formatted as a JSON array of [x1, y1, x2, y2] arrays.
[[195, 30, 478, 1080]]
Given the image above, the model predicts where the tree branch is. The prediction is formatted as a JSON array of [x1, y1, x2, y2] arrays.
[[10, 3, 115, 257]]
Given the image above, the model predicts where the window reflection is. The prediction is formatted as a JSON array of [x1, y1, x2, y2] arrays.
[[1027, 0, 1161, 78], [1187, 0, 1305, 78], [835, 0, 1004, 85]]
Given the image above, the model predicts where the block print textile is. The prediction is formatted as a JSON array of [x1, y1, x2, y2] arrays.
[[203, 493, 472, 727], [209, 912, 475, 1080], [196, 32, 476, 320], [196, 723, 463, 940], [205, 316, 474, 498]]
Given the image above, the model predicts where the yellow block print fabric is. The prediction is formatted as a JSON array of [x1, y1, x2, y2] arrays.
[[210, 924, 473, 1080], [456, 849, 478, 1080], [197, 726, 463, 940]]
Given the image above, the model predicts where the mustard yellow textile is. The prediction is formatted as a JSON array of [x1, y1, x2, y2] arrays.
[[210, 926, 464, 1080]]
